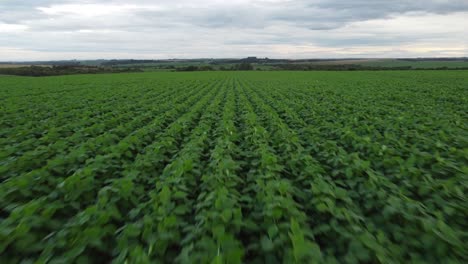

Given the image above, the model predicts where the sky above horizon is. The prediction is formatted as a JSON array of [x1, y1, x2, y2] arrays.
[[1, 0, 467, 61]]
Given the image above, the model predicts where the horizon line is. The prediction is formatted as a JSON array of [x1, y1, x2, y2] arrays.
[[2, 56, 468, 63]]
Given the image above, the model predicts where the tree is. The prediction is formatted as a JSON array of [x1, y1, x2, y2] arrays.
[[234, 63, 254, 71]]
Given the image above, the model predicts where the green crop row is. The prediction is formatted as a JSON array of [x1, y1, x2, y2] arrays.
[[0, 71, 467, 263]]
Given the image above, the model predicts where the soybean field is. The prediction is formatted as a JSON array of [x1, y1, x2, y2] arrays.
[[1, 71, 467, 263]]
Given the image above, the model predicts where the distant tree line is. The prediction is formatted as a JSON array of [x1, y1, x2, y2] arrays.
[[102, 59, 159, 66], [176, 63, 255, 71], [102, 59, 212, 66], [176, 65, 215, 71], [3, 63, 467, 76], [272, 64, 468, 71], [174, 62, 468, 72], [397, 58, 468, 62], [0, 65, 142, 77]]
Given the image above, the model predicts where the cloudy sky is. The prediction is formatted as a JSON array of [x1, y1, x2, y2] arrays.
[[1, 0, 467, 60]]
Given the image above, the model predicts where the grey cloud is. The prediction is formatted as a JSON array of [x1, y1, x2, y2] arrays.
[[314, 0, 468, 14], [3, 0, 468, 30], [0, 0, 467, 59], [268, 0, 468, 30]]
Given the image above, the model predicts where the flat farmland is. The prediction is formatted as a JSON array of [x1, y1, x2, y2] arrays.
[[0, 71, 467, 263]]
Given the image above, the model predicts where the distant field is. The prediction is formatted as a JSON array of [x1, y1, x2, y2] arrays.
[[0, 64, 30, 68], [290, 59, 376, 65], [287, 59, 468, 68], [357, 59, 468, 68], [0, 64, 51, 68], [3, 59, 468, 72], [106, 59, 468, 71], [1, 71, 467, 263]]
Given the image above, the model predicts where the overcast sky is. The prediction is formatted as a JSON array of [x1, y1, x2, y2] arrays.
[[1, 0, 467, 60]]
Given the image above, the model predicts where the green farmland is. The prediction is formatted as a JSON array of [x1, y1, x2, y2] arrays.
[[1, 71, 467, 263], [358, 59, 468, 69]]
